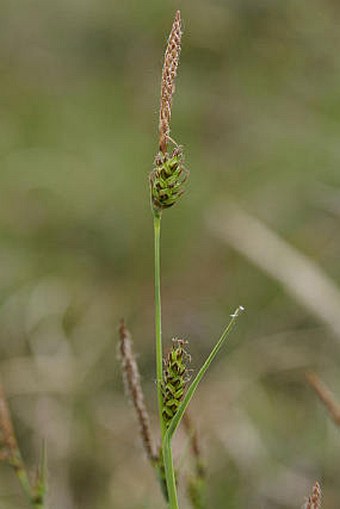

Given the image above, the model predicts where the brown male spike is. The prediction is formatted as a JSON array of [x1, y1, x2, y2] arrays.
[[159, 10, 182, 154], [150, 10, 188, 215]]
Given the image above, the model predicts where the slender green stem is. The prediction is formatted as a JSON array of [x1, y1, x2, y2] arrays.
[[32, 493, 46, 509], [154, 212, 166, 438], [13, 458, 44, 509], [14, 464, 32, 501], [32, 440, 47, 509], [31, 498, 44, 509], [163, 436, 179, 509], [154, 211, 180, 508]]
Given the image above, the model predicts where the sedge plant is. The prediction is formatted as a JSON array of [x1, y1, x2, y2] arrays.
[[119, 10, 244, 509], [0, 10, 324, 509]]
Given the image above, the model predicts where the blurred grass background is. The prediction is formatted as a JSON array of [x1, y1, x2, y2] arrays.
[[1, 0, 340, 507]]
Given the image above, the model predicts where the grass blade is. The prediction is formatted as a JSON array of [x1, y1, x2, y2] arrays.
[[165, 306, 244, 441]]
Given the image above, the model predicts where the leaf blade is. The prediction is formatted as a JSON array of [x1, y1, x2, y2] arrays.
[[165, 306, 244, 441]]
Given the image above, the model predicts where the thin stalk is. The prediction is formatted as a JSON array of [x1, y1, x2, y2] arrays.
[[14, 463, 32, 501], [154, 212, 166, 438], [154, 211, 180, 508], [32, 439, 47, 509], [31, 498, 45, 509], [32, 495, 45, 509], [33, 502, 44, 509], [163, 435, 179, 509], [14, 459, 44, 509]]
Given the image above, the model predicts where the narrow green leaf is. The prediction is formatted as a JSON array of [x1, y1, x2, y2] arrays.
[[33, 439, 47, 509], [165, 306, 244, 441]]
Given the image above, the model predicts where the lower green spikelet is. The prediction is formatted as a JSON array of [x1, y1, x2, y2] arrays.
[[162, 339, 191, 428]]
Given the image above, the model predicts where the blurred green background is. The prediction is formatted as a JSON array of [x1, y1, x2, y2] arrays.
[[1, 0, 340, 507]]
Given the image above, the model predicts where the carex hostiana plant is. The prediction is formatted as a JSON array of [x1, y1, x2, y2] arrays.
[[0, 384, 47, 509], [120, 9, 244, 509]]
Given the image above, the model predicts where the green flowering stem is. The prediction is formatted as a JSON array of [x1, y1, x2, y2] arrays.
[[154, 211, 174, 506], [13, 458, 33, 503], [163, 434, 179, 509], [9, 452, 45, 509], [154, 212, 166, 439], [153, 210, 181, 507], [32, 440, 47, 509]]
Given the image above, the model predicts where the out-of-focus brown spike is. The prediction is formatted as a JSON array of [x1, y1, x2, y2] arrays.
[[119, 320, 157, 463], [183, 412, 206, 509], [306, 371, 340, 426], [304, 481, 322, 509], [183, 412, 204, 474], [0, 384, 19, 463]]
